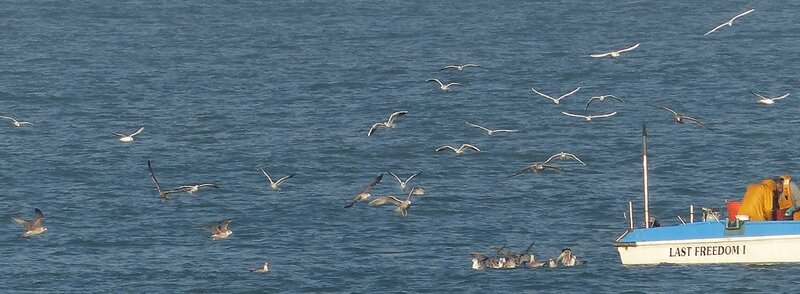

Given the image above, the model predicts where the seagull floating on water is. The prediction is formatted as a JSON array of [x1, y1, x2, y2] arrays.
[[427, 78, 466, 92], [0, 116, 34, 127], [344, 174, 383, 208], [440, 64, 480, 72], [260, 168, 295, 191], [751, 91, 789, 105], [545, 152, 586, 165], [556, 248, 585, 266], [113, 127, 144, 142], [206, 219, 232, 239], [531, 86, 581, 104], [704, 8, 755, 36], [250, 262, 270, 273], [590, 43, 640, 58], [388, 171, 421, 191], [585, 95, 624, 110], [561, 111, 617, 121], [653, 105, 712, 130], [435, 144, 480, 155], [465, 122, 518, 136], [11, 208, 47, 237], [368, 110, 408, 137]]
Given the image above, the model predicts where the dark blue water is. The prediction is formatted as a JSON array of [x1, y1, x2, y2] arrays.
[[2, 1, 798, 292]]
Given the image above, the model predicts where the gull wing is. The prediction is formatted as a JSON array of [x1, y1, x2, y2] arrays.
[[406, 171, 422, 182], [368, 123, 384, 137], [274, 174, 295, 185], [358, 174, 383, 194], [218, 219, 231, 232], [460, 144, 481, 152], [731, 8, 755, 22], [591, 112, 618, 118], [590, 52, 612, 58], [584, 97, 599, 110], [147, 160, 164, 194], [435, 145, 457, 152], [466, 121, 491, 133], [130, 127, 144, 137], [260, 168, 274, 184], [368, 195, 402, 207], [704, 22, 727, 36], [32, 208, 44, 228], [387, 171, 403, 185], [512, 166, 533, 176], [682, 116, 713, 130], [564, 153, 586, 165], [653, 105, 680, 117], [531, 88, 557, 102], [773, 92, 791, 100], [426, 79, 444, 87], [618, 43, 640, 53], [440, 65, 459, 71], [197, 183, 222, 189], [558, 86, 581, 100], [206, 225, 221, 234], [11, 217, 33, 230], [387, 110, 408, 124], [561, 111, 587, 119]]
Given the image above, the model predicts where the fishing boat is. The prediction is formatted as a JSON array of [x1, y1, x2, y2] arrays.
[[613, 126, 800, 265]]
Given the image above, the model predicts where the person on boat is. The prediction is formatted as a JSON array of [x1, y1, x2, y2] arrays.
[[738, 177, 784, 221], [778, 175, 800, 219], [648, 216, 661, 228]]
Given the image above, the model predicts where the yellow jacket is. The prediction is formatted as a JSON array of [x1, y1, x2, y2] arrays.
[[738, 179, 778, 221]]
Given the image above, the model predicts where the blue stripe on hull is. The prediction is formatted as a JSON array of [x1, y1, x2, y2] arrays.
[[619, 221, 800, 242]]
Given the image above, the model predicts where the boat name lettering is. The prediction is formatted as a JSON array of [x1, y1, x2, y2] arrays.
[[669, 245, 746, 257]]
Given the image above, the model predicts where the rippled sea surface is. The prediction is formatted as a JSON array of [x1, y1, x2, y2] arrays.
[[2, 1, 799, 292]]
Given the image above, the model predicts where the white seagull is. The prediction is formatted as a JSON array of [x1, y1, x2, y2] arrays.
[[250, 262, 270, 273], [590, 43, 640, 58], [206, 219, 232, 239], [260, 168, 295, 191], [112, 126, 144, 142], [531, 86, 581, 104], [174, 183, 222, 194], [11, 208, 47, 237], [440, 64, 480, 71], [368, 110, 408, 137], [561, 111, 618, 121], [0, 116, 34, 127], [435, 144, 481, 155], [704, 8, 755, 36], [465, 121, 518, 136], [387, 171, 421, 191], [751, 91, 790, 105], [545, 152, 586, 165], [427, 78, 466, 92], [585, 95, 624, 110]]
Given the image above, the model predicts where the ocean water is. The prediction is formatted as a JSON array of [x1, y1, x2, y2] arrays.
[[1, 0, 799, 292]]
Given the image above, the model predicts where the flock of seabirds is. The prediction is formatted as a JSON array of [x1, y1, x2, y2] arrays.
[[6, 7, 792, 273]]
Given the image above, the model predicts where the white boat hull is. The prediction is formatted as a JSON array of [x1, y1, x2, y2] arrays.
[[616, 234, 800, 265]]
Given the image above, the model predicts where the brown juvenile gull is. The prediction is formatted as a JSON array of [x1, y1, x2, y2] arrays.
[[11, 208, 47, 237], [147, 160, 185, 200], [704, 8, 755, 36], [206, 219, 232, 239], [368, 187, 423, 216], [344, 174, 383, 208], [512, 162, 562, 176], [368, 110, 408, 137], [531, 86, 580, 104], [653, 105, 712, 130]]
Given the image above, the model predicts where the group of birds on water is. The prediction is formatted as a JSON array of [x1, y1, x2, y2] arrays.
[[470, 242, 585, 270], [5, 6, 792, 274]]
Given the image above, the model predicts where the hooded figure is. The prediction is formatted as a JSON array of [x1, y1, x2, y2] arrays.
[[778, 175, 800, 219], [738, 178, 784, 221]]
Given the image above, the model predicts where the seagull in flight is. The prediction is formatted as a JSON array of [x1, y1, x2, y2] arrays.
[[174, 183, 222, 194], [427, 78, 466, 92], [531, 86, 581, 104], [368, 110, 408, 137], [344, 174, 383, 208], [206, 219, 232, 239], [113, 126, 144, 142], [561, 111, 617, 121], [512, 162, 562, 176], [0, 116, 34, 127], [751, 91, 790, 105], [387, 171, 421, 191], [590, 43, 640, 58], [465, 122, 518, 136], [545, 152, 586, 165], [368, 187, 424, 216], [653, 105, 712, 130], [704, 8, 755, 36], [585, 95, 624, 110], [260, 168, 295, 191], [11, 208, 47, 237], [440, 64, 481, 72], [147, 160, 184, 201], [435, 144, 481, 155]]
